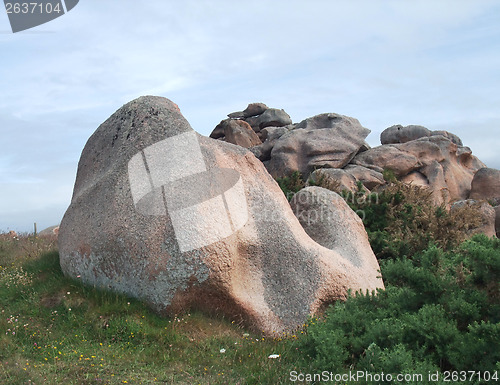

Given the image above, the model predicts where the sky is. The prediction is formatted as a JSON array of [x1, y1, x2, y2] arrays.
[[1, 0, 499, 232]]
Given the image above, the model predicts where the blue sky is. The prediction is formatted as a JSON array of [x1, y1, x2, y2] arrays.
[[1, 0, 499, 232]]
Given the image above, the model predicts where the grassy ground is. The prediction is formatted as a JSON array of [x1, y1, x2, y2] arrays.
[[0, 234, 309, 385]]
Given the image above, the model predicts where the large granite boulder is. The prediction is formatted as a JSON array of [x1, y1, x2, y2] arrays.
[[59, 96, 383, 336], [469, 168, 500, 202], [267, 113, 371, 177]]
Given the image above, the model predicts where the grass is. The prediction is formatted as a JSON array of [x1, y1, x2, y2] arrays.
[[0, 234, 309, 384]]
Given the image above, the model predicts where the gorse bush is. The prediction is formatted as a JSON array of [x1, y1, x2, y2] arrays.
[[345, 181, 484, 259], [300, 236, 500, 384], [275, 171, 306, 201]]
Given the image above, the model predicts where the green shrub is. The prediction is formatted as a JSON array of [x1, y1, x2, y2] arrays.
[[346, 182, 484, 259], [275, 171, 306, 201], [300, 236, 500, 381]]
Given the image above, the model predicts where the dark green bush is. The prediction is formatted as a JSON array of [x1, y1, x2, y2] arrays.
[[300, 236, 500, 382], [275, 171, 305, 201]]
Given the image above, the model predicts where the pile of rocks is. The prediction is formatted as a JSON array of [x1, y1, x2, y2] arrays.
[[209, 103, 293, 148], [211, 103, 488, 207], [211, 102, 499, 237]]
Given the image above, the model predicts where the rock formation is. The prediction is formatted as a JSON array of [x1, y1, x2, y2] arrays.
[[266, 113, 371, 177], [211, 102, 497, 236], [59, 96, 384, 336], [351, 135, 485, 205]]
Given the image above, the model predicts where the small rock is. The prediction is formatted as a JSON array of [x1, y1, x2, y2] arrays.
[[227, 111, 245, 119], [343, 165, 385, 190], [431, 130, 463, 146], [210, 120, 226, 139], [469, 168, 500, 202], [380, 124, 431, 144], [307, 168, 358, 194], [38, 225, 60, 236], [223, 119, 262, 148], [252, 108, 292, 130], [242, 103, 268, 118]]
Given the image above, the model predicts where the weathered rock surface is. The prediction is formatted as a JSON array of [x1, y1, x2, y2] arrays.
[[381, 124, 463, 146], [352, 136, 485, 205], [211, 118, 264, 147], [469, 168, 500, 201], [242, 102, 268, 118], [352, 146, 419, 177], [450, 200, 496, 238], [430, 130, 463, 146], [59, 96, 384, 336], [227, 102, 268, 120], [290, 187, 382, 274], [250, 126, 290, 161], [381, 125, 431, 144], [267, 113, 370, 177], [307, 168, 358, 193], [250, 108, 292, 131], [209, 120, 226, 139], [222, 119, 261, 148], [214, 103, 490, 210], [343, 164, 385, 190]]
